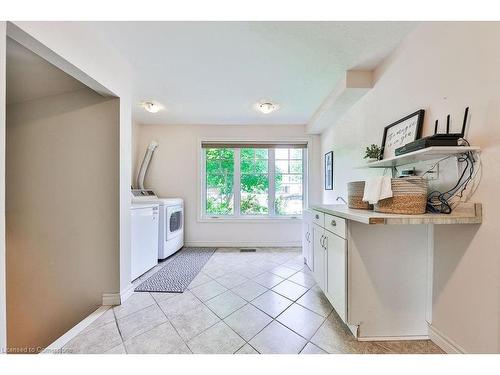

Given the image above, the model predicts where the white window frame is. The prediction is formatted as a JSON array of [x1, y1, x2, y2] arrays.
[[199, 141, 308, 222]]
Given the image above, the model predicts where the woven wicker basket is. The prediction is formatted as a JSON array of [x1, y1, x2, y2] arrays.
[[374, 177, 428, 214], [347, 181, 373, 210]]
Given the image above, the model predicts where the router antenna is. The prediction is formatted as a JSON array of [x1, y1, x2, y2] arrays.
[[446, 114, 450, 134], [434, 120, 438, 135], [461, 107, 469, 137]]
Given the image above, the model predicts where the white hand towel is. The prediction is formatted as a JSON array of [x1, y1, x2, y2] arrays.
[[363, 176, 393, 204], [379, 176, 393, 201]]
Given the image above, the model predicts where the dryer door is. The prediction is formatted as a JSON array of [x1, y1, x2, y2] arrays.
[[166, 205, 183, 240]]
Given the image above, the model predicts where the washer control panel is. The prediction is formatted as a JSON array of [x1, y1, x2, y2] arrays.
[[131, 189, 158, 202]]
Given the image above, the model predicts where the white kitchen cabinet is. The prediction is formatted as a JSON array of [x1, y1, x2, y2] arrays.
[[302, 210, 314, 269], [312, 223, 326, 291], [325, 230, 347, 322], [306, 206, 431, 340], [311, 221, 347, 324]]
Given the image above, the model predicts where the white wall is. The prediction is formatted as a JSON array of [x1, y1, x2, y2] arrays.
[[134, 124, 321, 247], [320, 22, 500, 353], [6, 89, 120, 351], [0, 21, 7, 351]]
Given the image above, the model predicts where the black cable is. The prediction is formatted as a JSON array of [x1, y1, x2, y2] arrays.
[[426, 140, 476, 214]]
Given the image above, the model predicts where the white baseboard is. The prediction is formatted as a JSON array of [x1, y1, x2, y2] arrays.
[[42, 306, 110, 353], [184, 241, 301, 248], [357, 335, 429, 342], [102, 283, 135, 306], [102, 293, 121, 306], [44, 286, 136, 353], [428, 324, 466, 354], [119, 283, 135, 303]]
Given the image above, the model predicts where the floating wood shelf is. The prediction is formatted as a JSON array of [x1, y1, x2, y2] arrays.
[[361, 146, 481, 169]]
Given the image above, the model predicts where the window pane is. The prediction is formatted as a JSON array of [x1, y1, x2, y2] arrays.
[[281, 174, 302, 184], [275, 174, 303, 215], [254, 159, 268, 173], [240, 159, 252, 173], [206, 175, 234, 215], [289, 160, 302, 173], [206, 159, 234, 174], [275, 149, 288, 159], [254, 149, 268, 159], [240, 148, 254, 159], [290, 149, 302, 159], [240, 174, 269, 215], [275, 160, 289, 173], [206, 148, 233, 160], [205, 148, 234, 215], [240, 148, 269, 215], [275, 148, 303, 215]]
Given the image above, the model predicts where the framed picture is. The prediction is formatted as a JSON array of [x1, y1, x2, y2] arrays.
[[324, 151, 333, 190], [380, 109, 425, 159]]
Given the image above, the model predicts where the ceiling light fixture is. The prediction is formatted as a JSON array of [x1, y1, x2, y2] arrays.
[[255, 101, 279, 114], [141, 101, 162, 113]]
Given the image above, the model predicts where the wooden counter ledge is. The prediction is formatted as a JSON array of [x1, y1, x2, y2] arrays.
[[310, 202, 482, 225]]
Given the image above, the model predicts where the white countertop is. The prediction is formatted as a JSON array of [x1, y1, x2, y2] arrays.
[[310, 203, 482, 225]]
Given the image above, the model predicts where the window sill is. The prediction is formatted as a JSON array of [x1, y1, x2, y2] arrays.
[[198, 216, 303, 223]]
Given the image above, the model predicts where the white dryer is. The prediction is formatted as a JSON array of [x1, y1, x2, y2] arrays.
[[158, 198, 184, 260]]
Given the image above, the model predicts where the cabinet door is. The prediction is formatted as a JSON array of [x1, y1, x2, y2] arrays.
[[302, 210, 313, 268], [325, 230, 347, 322], [312, 223, 326, 290], [302, 213, 310, 263], [307, 224, 314, 269]]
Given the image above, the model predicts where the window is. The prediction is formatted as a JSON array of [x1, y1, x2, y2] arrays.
[[240, 148, 269, 215], [205, 148, 234, 215], [275, 148, 303, 215], [202, 142, 307, 218]]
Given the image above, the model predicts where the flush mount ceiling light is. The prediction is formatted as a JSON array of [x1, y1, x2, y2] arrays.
[[254, 101, 279, 114], [141, 101, 162, 113]]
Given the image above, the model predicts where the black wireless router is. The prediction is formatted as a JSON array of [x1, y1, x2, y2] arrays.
[[395, 107, 469, 156]]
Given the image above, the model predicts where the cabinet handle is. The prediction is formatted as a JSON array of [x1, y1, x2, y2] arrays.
[[324, 236, 328, 249], [320, 235, 328, 249], [315, 214, 320, 219], [330, 220, 336, 227]]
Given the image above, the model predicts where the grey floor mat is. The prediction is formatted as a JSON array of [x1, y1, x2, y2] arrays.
[[134, 247, 216, 293]]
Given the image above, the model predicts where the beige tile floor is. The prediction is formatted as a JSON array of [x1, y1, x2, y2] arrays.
[[63, 247, 444, 354]]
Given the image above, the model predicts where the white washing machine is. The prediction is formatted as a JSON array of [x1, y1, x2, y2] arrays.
[[158, 198, 184, 260], [130, 202, 159, 281]]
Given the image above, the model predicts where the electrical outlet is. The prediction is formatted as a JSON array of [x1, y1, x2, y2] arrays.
[[425, 164, 439, 180]]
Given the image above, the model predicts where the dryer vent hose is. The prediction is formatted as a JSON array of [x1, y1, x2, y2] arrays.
[[136, 140, 159, 189]]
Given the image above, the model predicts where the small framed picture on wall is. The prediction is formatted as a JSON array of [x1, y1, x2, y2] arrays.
[[380, 109, 425, 160], [325, 151, 333, 190]]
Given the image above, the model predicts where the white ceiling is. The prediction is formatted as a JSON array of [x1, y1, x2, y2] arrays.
[[87, 22, 417, 125], [6, 38, 87, 105]]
